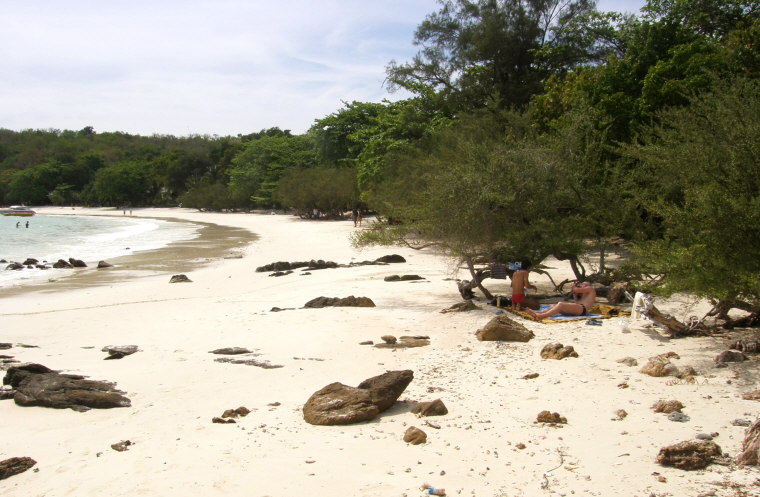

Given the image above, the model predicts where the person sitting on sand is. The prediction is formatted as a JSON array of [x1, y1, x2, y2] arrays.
[[526, 281, 596, 321], [510, 260, 537, 311]]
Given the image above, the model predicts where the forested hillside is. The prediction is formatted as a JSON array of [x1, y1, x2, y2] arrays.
[[2, 0, 758, 316]]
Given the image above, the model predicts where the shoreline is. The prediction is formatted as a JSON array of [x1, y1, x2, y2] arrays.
[[0, 207, 257, 298], [1, 208, 758, 497]]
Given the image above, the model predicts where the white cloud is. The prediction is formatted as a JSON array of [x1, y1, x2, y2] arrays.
[[0, 0, 646, 136]]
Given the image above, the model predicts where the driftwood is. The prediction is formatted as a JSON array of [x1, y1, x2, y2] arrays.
[[633, 292, 712, 338]]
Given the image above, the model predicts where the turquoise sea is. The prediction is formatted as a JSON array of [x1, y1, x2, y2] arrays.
[[0, 213, 199, 289]]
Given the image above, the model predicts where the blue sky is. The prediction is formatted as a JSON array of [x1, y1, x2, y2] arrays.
[[0, 0, 646, 137]]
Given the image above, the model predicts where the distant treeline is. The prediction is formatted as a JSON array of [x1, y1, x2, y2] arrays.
[[1, 1, 758, 313]]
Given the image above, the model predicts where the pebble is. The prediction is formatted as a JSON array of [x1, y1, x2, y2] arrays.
[[668, 412, 690, 422], [732, 419, 751, 427]]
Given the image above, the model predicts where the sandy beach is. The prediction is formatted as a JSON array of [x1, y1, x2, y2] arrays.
[[1, 207, 758, 497]]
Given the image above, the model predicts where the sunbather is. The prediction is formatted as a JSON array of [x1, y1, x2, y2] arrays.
[[526, 282, 596, 321]]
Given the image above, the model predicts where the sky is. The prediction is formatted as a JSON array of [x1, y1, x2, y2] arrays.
[[1, 0, 647, 137]]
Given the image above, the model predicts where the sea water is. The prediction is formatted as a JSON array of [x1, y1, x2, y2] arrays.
[[0, 213, 199, 289]]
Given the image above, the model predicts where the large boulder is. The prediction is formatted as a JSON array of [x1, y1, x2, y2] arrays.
[[3, 364, 131, 412], [303, 370, 413, 425], [476, 315, 534, 342]]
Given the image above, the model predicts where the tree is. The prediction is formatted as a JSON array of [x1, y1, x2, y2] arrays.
[[5, 161, 62, 204], [274, 167, 359, 218], [91, 160, 154, 206], [227, 134, 319, 208], [357, 110, 598, 298], [626, 77, 760, 315], [386, 0, 600, 111]]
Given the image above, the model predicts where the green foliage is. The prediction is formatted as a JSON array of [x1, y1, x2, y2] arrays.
[[228, 134, 319, 208], [358, 111, 600, 271], [6, 161, 62, 204], [178, 181, 236, 211], [274, 167, 359, 218], [386, 0, 601, 111], [626, 77, 760, 309], [91, 161, 155, 206]]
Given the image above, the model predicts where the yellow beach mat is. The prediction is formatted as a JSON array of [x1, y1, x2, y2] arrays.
[[500, 303, 629, 324]]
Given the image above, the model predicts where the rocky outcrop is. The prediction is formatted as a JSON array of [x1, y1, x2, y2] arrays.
[[97, 260, 113, 268], [169, 274, 192, 283], [303, 370, 413, 425], [476, 315, 534, 342], [53, 259, 73, 268], [384, 274, 424, 281], [210, 347, 252, 355], [304, 296, 375, 308], [68, 258, 87, 267], [656, 440, 722, 470], [5, 262, 24, 270], [639, 353, 696, 379], [0, 457, 37, 481], [2, 363, 131, 412], [540, 343, 578, 360], [737, 419, 760, 466]]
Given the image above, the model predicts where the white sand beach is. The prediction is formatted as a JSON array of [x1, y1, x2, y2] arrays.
[[1, 207, 758, 497]]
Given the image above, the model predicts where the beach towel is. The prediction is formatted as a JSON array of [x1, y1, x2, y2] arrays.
[[499, 303, 628, 323], [490, 263, 507, 279]]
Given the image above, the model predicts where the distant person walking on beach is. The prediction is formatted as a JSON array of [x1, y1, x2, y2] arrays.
[[351, 208, 358, 227], [25, 221, 29, 228], [16, 221, 20, 228], [357, 209, 363, 227], [526, 281, 596, 321], [510, 260, 536, 311]]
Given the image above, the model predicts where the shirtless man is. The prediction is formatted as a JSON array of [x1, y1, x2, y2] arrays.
[[526, 281, 596, 321], [510, 261, 537, 311]]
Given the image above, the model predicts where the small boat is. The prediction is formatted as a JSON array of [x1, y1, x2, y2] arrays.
[[0, 205, 36, 216]]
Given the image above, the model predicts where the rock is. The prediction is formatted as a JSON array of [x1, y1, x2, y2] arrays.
[[169, 274, 192, 283], [0, 343, 11, 350], [732, 419, 752, 427], [668, 412, 690, 422], [0, 457, 37, 481], [359, 341, 373, 345], [656, 440, 722, 470], [617, 357, 638, 367], [384, 275, 401, 281], [652, 400, 684, 413], [3, 364, 131, 412], [540, 343, 578, 360], [737, 419, 760, 466], [97, 260, 113, 268], [741, 390, 760, 401], [441, 300, 480, 313], [102, 345, 139, 360], [22, 258, 38, 266], [303, 370, 413, 425], [269, 270, 293, 277], [522, 373, 539, 379], [404, 426, 427, 445], [374, 336, 430, 349], [536, 410, 567, 424], [613, 409, 628, 421], [375, 254, 406, 263], [222, 406, 250, 418], [212, 416, 236, 424], [381, 335, 397, 344], [52, 259, 73, 268], [111, 440, 133, 452], [5, 262, 24, 271], [303, 296, 375, 308], [696, 433, 714, 441], [639, 354, 695, 378], [68, 258, 87, 267], [412, 399, 448, 417], [400, 274, 424, 281], [214, 357, 282, 368], [715, 350, 747, 364], [476, 315, 534, 342], [210, 347, 252, 355]]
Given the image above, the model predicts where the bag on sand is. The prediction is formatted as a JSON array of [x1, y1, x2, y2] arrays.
[[490, 296, 512, 308]]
